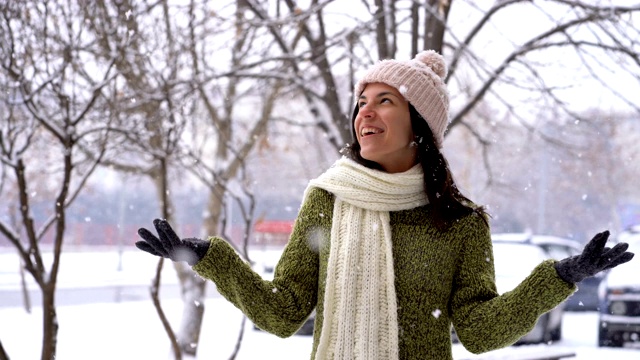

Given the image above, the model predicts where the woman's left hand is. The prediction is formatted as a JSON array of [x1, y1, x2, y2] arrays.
[[554, 230, 634, 284]]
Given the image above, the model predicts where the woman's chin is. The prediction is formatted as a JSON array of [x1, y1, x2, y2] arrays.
[[359, 152, 379, 163]]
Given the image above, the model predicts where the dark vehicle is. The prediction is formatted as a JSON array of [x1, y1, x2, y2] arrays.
[[598, 226, 640, 347], [565, 273, 605, 311]]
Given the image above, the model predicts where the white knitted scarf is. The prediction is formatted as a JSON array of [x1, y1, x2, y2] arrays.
[[306, 157, 428, 360]]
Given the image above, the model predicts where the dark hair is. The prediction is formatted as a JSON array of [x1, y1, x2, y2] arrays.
[[343, 103, 487, 230]]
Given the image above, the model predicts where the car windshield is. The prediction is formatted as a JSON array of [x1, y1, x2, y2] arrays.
[[627, 238, 640, 253], [620, 238, 640, 271], [493, 242, 548, 278], [600, 236, 640, 287]]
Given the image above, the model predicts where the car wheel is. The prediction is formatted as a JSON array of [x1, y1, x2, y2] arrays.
[[296, 320, 314, 336], [540, 314, 553, 343], [549, 319, 562, 342], [520, 313, 549, 344]]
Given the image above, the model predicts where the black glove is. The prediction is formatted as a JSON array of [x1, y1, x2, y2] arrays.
[[136, 219, 210, 266], [554, 230, 634, 284]]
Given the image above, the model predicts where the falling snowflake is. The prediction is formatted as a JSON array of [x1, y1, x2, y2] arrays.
[[431, 309, 441, 319]]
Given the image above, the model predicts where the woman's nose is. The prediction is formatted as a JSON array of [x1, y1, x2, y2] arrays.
[[359, 103, 374, 118]]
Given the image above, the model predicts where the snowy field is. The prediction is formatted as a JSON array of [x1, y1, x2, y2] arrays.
[[0, 249, 638, 359], [1, 300, 639, 359]]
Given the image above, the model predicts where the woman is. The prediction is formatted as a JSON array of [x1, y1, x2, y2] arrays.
[[136, 51, 634, 360]]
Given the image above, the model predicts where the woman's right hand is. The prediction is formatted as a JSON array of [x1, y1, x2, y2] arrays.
[[136, 218, 210, 266]]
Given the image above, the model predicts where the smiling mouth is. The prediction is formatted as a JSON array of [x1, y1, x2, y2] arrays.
[[360, 127, 383, 137]]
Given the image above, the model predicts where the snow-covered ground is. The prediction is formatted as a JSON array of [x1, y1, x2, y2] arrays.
[[1, 300, 639, 359], [0, 249, 638, 359]]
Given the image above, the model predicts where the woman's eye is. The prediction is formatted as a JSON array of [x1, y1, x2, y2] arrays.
[[358, 102, 367, 108], [381, 98, 391, 104]]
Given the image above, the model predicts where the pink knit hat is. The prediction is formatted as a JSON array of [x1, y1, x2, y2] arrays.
[[354, 50, 449, 148]]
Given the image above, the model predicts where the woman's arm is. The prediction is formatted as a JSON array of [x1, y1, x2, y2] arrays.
[[193, 187, 330, 337], [449, 214, 575, 354]]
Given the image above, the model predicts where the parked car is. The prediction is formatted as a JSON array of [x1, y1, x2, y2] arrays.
[[597, 226, 640, 347], [492, 233, 601, 311], [250, 248, 315, 336], [491, 240, 566, 343]]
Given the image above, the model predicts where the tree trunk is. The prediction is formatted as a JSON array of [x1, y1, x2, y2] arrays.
[[374, 0, 389, 59], [423, 0, 451, 54], [174, 181, 226, 357], [40, 285, 58, 360], [174, 263, 207, 357], [19, 258, 31, 313], [150, 158, 183, 359], [410, 1, 420, 57], [0, 338, 9, 360]]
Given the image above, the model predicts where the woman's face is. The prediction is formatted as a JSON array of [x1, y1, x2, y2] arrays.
[[355, 83, 417, 173]]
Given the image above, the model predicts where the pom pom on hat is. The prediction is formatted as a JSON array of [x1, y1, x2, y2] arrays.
[[414, 50, 447, 79], [354, 50, 450, 148]]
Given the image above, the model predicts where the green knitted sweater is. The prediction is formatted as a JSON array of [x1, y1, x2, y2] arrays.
[[193, 187, 576, 359]]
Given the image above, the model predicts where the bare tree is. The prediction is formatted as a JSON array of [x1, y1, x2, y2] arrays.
[[162, 1, 289, 356], [546, 111, 640, 237], [240, 0, 640, 164], [231, 0, 640, 240], [0, 1, 116, 359], [80, 0, 193, 358], [3, 1, 639, 358], [164, 0, 640, 352], [78, 0, 289, 357], [444, 105, 640, 239]]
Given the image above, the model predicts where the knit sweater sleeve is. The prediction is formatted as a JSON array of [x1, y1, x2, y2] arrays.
[[192, 187, 329, 338], [449, 213, 576, 354]]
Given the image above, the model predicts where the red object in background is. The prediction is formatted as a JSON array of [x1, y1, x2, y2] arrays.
[[253, 220, 294, 246], [253, 220, 294, 234]]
